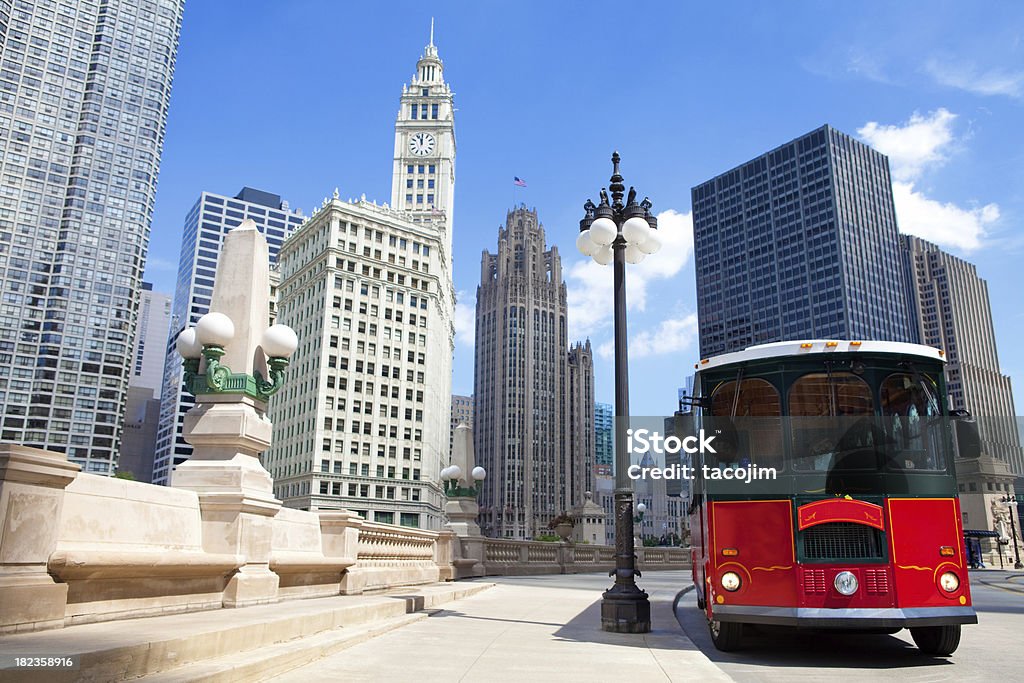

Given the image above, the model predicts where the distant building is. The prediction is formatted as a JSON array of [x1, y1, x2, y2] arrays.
[[594, 402, 613, 470], [151, 188, 304, 485], [474, 206, 595, 539], [130, 284, 173, 392], [118, 284, 171, 482], [901, 235, 1023, 473], [450, 394, 474, 458], [692, 125, 917, 358]]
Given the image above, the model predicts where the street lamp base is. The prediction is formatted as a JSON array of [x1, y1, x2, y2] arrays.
[[600, 587, 651, 633]]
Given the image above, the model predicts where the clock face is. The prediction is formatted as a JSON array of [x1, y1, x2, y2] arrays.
[[409, 132, 435, 156]]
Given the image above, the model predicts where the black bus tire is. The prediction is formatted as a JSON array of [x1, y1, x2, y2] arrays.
[[910, 624, 961, 655], [696, 576, 706, 610], [709, 619, 743, 651]]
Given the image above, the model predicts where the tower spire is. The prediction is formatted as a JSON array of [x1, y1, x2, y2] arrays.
[[429, 17, 434, 48]]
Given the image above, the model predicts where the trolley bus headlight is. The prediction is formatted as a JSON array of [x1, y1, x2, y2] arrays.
[[721, 572, 741, 592], [939, 571, 960, 593], [834, 571, 859, 596]]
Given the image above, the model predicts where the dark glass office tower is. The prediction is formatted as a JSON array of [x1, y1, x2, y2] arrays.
[[692, 125, 917, 358]]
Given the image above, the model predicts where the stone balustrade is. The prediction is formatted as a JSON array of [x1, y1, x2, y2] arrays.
[[0, 445, 448, 634], [0, 444, 689, 635], [455, 536, 687, 579]]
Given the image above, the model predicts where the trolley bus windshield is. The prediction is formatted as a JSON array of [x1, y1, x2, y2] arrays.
[[703, 363, 951, 476]]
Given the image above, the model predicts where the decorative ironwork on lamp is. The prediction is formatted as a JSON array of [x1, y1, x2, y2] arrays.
[[177, 311, 298, 401]]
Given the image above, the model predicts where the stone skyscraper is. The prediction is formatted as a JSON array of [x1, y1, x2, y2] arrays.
[[692, 125, 917, 358], [902, 235, 1023, 473], [0, 0, 185, 474], [262, 32, 456, 529], [474, 207, 595, 539]]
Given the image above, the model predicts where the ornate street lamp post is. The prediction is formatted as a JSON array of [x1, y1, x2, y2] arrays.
[[577, 152, 662, 633]]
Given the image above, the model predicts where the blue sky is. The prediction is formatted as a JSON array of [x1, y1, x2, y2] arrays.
[[145, 1, 1024, 416]]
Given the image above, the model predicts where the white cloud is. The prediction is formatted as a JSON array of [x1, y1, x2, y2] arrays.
[[566, 209, 693, 340], [858, 109, 998, 252], [924, 59, 1024, 99], [144, 256, 178, 272], [594, 312, 699, 361], [857, 109, 957, 182], [630, 313, 699, 359], [890, 182, 998, 252], [453, 289, 475, 348]]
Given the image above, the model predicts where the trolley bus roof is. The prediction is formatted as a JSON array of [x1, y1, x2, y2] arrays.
[[695, 340, 945, 372]]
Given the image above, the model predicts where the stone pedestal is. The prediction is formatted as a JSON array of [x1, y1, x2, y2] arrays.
[[445, 496, 482, 537], [452, 536, 486, 579], [445, 497, 487, 578], [0, 445, 79, 633], [173, 396, 281, 607]]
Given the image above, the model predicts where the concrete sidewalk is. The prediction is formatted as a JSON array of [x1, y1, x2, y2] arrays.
[[269, 571, 732, 683]]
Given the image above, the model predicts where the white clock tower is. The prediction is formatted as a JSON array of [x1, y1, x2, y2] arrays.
[[391, 22, 456, 250]]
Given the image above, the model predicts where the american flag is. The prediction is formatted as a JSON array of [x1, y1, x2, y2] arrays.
[[513, 176, 527, 187]]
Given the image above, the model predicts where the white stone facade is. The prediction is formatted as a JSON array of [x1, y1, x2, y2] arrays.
[[266, 197, 455, 529], [263, 35, 456, 530]]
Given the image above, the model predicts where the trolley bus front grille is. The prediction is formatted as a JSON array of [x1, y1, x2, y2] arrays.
[[802, 522, 884, 561]]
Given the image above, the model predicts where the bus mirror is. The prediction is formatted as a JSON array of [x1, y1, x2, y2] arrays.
[[951, 410, 981, 459]]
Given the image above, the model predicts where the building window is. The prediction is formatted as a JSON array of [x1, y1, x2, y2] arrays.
[[431, 104, 438, 119], [400, 513, 420, 528], [411, 104, 418, 119]]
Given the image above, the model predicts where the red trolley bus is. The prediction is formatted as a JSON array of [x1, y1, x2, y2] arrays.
[[687, 340, 979, 654]]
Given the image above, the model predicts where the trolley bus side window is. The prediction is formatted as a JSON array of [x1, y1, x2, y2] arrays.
[[708, 377, 783, 468], [880, 372, 947, 472]]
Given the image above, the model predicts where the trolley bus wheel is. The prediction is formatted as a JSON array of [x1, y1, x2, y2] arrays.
[[910, 624, 961, 656], [696, 578, 706, 610], [708, 619, 743, 651]]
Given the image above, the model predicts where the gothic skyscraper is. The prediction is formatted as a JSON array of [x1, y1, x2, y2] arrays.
[[474, 207, 595, 539]]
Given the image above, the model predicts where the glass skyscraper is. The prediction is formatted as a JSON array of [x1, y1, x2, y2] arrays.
[[594, 401, 613, 470], [0, 0, 185, 474], [692, 125, 917, 358], [151, 188, 303, 485]]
